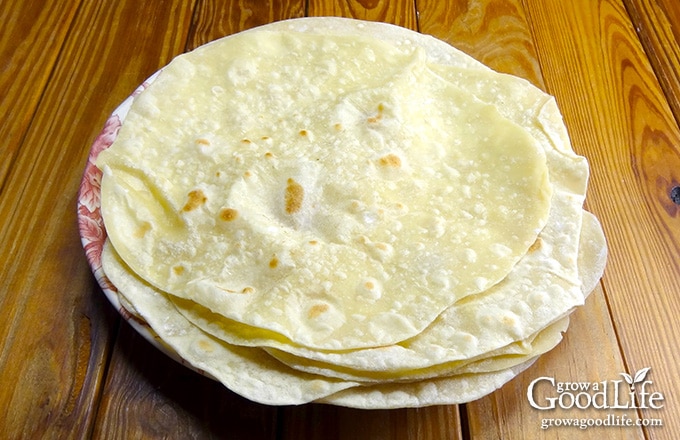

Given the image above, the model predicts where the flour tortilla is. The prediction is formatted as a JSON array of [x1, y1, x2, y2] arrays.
[[97, 19, 553, 350], [101, 239, 551, 406], [315, 216, 607, 409], [101, 240, 359, 405], [316, 217, 607, 409], [101, 204, 604, 406], [233, 206, 606, 381], [266, 317, 569, 382], [577, 211, 608, 297], [316, 358, 538, 409], [106, 203, 604, 388], [156, 33, 595, 372], [170, 194, 585, 374], [94, 17, 608, 408]]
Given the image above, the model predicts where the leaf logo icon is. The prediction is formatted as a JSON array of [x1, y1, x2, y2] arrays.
[[634, 367, 651, 384], [620, 372, 633, 387], [620, 367, 651, 390]]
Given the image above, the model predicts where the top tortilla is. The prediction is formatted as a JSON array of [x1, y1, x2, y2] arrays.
[[97, 19, 553, 349]]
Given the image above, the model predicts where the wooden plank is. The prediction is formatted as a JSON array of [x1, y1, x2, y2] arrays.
[[523, 0, 680, 438], [417, 0, 544, 89], [186, 0, 305, 50], [0, 0, 194, 438], [0, 0, 80, 191], [307, 0, 418, 30], [92, 325, 278, 440], [0, 215, 119, 440], [623, 0, 680, 124], [280, 404, 461, 440]]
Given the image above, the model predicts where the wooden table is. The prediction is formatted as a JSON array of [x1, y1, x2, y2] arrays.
[[1, 0, 679, 438]]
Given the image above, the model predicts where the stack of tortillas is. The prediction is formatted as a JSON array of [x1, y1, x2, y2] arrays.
[[93, 17, 607, 408]]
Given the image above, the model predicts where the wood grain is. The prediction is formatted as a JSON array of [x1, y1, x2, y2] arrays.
[[93, 325, 279, 440], [0, 0, 81, 192], [0, 0, 193, 437], [0, 211, 118, 440], [623, 0, 680, 125], [307, 0, 418, 30], [417, 0, 544, 89], [280, 404, 461, 440], [186, 0, 305, 50], [523, 0, 680, 437]]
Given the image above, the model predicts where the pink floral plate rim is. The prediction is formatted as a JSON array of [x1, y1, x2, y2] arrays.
[[76, 70, 203, 372]]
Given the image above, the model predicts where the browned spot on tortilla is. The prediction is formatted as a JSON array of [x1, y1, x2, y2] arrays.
[[299, 129, 308, 137], [502, 316, 516, 327], [374, 242, 388, 251], [172, 265, 185, 275], [378, 153, 401, 168], [364, 281, 375, 290], [368, 103, 385, 123], [285, 178, 304, 214], [241, 138, 252, 144], [528, 237, 542, 253], [334, 123, 342, 131], [242, 287, 254, 294], [309, 240, 318, 245], [264, 151, 274, 158], [308, 303, 329, 319], [215, 171, 221, 177], [244, 170, 252, 178], [134, 221, 152, 238], [198, 339, 214, 352], [269, 257, 278, 269], [195, 138, 210, 146], [261, 136, 270, 140], [182, 189, 207, 212], [219, 208, 238, 222]]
